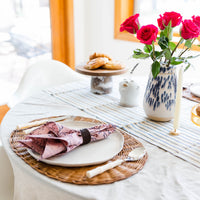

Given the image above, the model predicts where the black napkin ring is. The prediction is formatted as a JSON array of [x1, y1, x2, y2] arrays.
[[80, 129, 91, 145]]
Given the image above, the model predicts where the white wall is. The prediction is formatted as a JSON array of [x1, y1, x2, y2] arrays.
[[74, 0, 200, 80], [74, 0, 85, 64]]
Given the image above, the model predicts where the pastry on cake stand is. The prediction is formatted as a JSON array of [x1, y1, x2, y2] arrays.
[[76, 65, 128, 94], [75, 57, 128, 94]]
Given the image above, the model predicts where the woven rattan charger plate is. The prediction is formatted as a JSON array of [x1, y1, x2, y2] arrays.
[[10, 116, 148, 185]]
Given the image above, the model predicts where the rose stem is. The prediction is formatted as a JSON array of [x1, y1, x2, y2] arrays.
[[178, 38, 196, 57], [167, 38, 184, 67], [152, 41, 156, 61], [146, 45, 151, 53]]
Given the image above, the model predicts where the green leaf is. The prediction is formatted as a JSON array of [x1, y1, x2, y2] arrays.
[[132, 53, 149, 59], [185, 39, 192, 48], [184, 54, 200, 59], [163, 48, 171, 60], [167, 21, 173, 40], [158, 36, 169, 49], [133, 49, 143, 55], [150, 51, 163, 60], [169, 42, 176, 51], [132, 49, 149, 59], [163, 21, 173, 40], [184, 63, 191, 72], [144, 45, 152, 53], [152, 61, 160, 79], [163, 29, 168, 38], [155, 51, 163, 59], [160, 31, 165, 38], [170, 57, 184, 65]]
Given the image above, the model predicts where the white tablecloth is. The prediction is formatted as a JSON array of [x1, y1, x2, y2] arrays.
[[1, 79, 200, 200]]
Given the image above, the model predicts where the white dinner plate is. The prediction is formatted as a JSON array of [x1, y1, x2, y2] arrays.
[[190, 83, 200, 97], [28, 116, 124, 167]]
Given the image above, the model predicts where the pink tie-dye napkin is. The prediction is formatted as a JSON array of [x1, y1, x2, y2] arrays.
[[19, 122, 116, 159]]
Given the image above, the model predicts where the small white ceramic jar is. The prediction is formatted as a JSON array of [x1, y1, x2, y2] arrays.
[[119, 79, 140, 107]]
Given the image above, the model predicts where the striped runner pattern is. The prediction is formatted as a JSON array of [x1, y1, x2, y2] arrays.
[[43, 80, 200, 167], [44, 80, 89, 95], [51, 88, 118, 109], [123, 120, 200, 168], [85, 103, 146, 127]]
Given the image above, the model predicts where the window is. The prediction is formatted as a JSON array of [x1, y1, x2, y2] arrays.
[[0, 0, 51, 103]]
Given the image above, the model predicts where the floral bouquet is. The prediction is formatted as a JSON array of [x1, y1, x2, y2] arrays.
[[120, 12, 200, 78]]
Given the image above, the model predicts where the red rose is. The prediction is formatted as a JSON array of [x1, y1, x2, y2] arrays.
[[180, 19, 200, 40], [192, 15, 200, 27], [157, 11, 182, 30], [136, 24, 158, 45], [120, 14, 140, 34]]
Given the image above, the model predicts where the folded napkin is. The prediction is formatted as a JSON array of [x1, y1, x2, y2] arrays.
[[19, 122, 116, 159]]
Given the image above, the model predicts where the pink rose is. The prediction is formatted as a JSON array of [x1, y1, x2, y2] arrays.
[[136, 24, 158, 45], [180, 19, 200, 40], [157, 11, 182, 30], [192, 15, 200, 27], [120, 14, 140, 34]]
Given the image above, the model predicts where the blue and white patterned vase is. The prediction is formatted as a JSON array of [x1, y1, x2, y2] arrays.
[[143, 64, 177, 122]]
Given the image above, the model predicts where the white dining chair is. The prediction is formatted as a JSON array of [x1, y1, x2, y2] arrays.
[[0, 59, 85, 200], [8, 59, 85, 108]]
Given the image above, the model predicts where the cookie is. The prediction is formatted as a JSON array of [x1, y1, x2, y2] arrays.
[[84, 57, 109, 70], [89, 52, 112, 61], [102, 61, 125, 70]]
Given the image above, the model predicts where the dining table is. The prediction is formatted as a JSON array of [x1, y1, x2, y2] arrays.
[[1, 76, 200, 200]]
